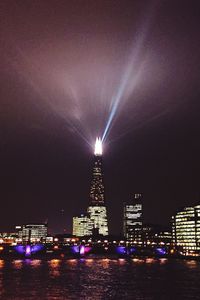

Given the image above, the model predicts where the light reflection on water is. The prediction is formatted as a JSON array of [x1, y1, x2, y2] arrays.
[[84, 258, 94, 266], [118, 258, 126, 265], [185, 260, 198, 269], [29, 259, 41, 268], [48, 258, 61, 266], [0, 260, 4, 269], [48, 259, 61, 277], [12, 259, 23, 269], [145, 258, 156, 264], [0, 258, 199, 299], [132, 258, 144, 263], [159, 258, 168, 265], [66, 258, 78, 266], [101, 258, 111, 268]]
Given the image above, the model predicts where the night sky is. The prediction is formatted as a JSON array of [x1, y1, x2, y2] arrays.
[[1, 0, 200, 234]]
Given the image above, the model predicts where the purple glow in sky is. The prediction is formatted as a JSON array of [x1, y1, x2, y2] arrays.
[[1, 1, 178, 148]]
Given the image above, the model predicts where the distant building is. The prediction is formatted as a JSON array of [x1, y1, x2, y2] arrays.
[[154, 231, 172, 245], [73, 214, 91, 237], [0, 232, 18, 244], [15, 223, 48, 243], [123, 194, 143, 243], [172, 205, 200, 253]]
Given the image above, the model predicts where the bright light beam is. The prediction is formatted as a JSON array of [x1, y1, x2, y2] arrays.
[[102, 64, 133, 142], [102, 3, 156, 142], [7, 44, 92, 147]]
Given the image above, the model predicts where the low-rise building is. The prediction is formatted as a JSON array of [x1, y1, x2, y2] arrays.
[[15, 223, 48, 243], [172, 205, 200, 253]]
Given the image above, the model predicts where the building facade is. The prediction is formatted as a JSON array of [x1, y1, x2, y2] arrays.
[[172, 205, 200, 253], [123, 194, 143, 243], [142, 224, 172, 247], [87, 206, 108, 235], [16, 223, 48, 243], [87, 138, 108, 236], [72, 214, 91, 237]]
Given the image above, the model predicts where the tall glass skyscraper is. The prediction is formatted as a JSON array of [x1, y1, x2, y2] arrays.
[[123, 194, 143, 243], [87, 138, 109, 236]]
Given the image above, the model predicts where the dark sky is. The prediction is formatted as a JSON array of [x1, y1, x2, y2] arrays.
[[1, 0, 200, 234]]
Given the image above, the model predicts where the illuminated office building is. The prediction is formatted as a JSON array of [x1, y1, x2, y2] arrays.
[[123, 194, 143, 243], [172, 205, 200, 252], [73, 214, 92, 237], [87, 206, 108, 235], [87, 138, 109, 236], [15, 223, 48, 242]]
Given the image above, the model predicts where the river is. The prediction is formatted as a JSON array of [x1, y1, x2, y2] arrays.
[[0, 257, 199, 299]]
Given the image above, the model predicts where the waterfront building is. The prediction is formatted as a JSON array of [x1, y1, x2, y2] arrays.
[[123, 194, 143, 243], [0, 232, 18, 244], [154, 231, 172, 245], [87, 137, 109, 236], [172, 204, 200, 253], [73, 214, 92, 237], [15, 223, 48, 243], [142, 224, 172, 246]]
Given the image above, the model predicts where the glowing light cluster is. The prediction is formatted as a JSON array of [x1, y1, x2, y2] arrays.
[[94, 137, 102, 156], [71, 245, 91, 256], [14, 244, 44, 256]]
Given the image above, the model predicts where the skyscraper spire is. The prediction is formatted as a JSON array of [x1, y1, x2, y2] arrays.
[[90, 138, 105, 206]]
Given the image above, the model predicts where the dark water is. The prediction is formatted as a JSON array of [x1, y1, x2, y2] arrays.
[[0, 257, 200, 299]]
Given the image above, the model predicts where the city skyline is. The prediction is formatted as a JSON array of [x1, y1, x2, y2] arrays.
[[1, 1, 200, 299], [1, 1, 200, 234], [0, 134, 199, 235]]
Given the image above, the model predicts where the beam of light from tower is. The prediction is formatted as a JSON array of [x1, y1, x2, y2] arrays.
[[94, 137, 102, 156], [102, 64, 133, 142], [102, 48, 145, 143], [5, 43, 93, 147], [102, 4, 156, 142]]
